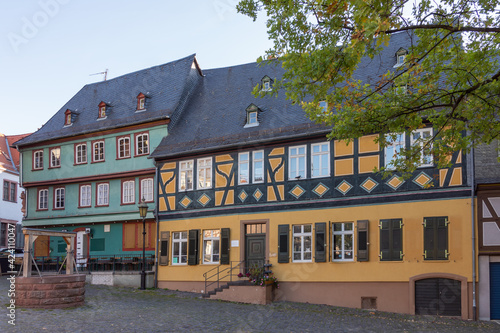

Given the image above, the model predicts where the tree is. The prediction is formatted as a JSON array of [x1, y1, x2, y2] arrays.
[[237, 0, 500, 176]]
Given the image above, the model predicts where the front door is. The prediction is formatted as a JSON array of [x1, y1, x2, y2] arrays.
[[245, 223, 266, 271]]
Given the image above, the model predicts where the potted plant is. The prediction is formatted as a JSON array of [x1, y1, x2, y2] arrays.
[[253, 273, 279, 288]]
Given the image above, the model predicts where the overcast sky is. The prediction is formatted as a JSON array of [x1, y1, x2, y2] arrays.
[[0, 0, 272, 136]]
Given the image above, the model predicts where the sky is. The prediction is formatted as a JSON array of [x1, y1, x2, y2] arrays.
[[0, 0, 273, 136]]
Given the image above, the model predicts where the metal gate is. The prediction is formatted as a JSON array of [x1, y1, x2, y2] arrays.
[[490, 262, 500, 320], [415, 278, 461, 316]]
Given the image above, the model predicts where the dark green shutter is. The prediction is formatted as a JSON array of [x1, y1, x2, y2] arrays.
[[159, 231, 169, 266], [188, 229, 199, 265], [220, 228, 230, 265], [315, 222, 326, 262], [380, 219, 402, 261], [278, 224, 289, 263], [379, 219, 390, 261], [357, 220, 369, 262], [437, 217, 448, 259], [392, 219, 403, 261], [424, 216, 448, 260]]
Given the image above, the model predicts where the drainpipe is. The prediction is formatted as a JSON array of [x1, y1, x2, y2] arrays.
[[470, 145, 477, 320], [154, 162, 160, 288]]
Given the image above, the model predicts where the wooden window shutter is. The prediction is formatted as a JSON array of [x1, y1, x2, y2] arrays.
[[436, 217, 449, 259], [278, 224, 289, 263], [188, 229, 200, 265], [424, 216, 448, 260], [391, 219, 403, 261], [357, 220, 369, 261], [379, 219, 391, 261], [159, 231, 170, 266], [220, 228, 230, 265], [315, 222, 326, 262]]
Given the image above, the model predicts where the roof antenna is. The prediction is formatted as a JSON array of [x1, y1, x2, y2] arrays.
[[90, 68, 108, 81]]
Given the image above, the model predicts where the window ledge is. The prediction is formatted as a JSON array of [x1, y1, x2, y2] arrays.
[[244, 122, 259, 128]]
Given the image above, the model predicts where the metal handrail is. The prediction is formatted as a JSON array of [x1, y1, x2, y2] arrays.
[[203, 260, 245, 295]]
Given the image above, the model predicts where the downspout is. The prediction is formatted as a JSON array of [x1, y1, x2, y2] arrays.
[[470, 145, 476, 320], [154, 162, 160, 288]]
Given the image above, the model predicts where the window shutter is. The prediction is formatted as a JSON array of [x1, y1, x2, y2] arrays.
[[278, 224, 289, 263], [315, 222, 326, 262], [188, 229, 199, 265], [379, 219, 391, 261], [357, 220, 369, 262], [436, 217, 449, 259], [159, 231, 169, 266], [423, 217, 436, 260], [220, 228, 230, 265], [392, 219, 403, 261]]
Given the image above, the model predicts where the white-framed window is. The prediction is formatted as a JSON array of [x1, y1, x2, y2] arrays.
[[179, 160, 193, 191], [203, 229, 220, 264], [319, 100, 328, 113], [99, 106, 106, 118], [33, 150, 44, 170], [138, 97, 145, 110], [93, 140, 105, 162], [238, 152, 249, 185], [384, 133, 405, 169], [54, 187, 65, 209], [289, 145, 306, 180], [118, 137, 131, 159], [263, 81, 271, 91], [79, 185, 91, 207], [135, 133, 149, 156], [50, 147, 61, 168], [252, 150, 264, 183], [97, 183, 109, 206], [172, 231, 188, 265], [332, 222, 354, 261], [122, 180, 135, 204], [197, 157, 212, 189], [292, 224, 312, 262], [411, 128, 433, 167], [140, 178, 154, 202], [38, 189, 48, 210], [311, 142, 330, 178], [75, 143, 87, 164], [247, 111, 258, 126]]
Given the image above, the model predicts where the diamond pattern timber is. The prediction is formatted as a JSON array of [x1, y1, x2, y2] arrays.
[[336, 180, 353, 195]]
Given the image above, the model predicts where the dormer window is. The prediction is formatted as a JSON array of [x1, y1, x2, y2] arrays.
[[64, 109, 72, 126], [319, 101, 328, 113], [244, 104, 260, 128], [98, 101, 107, 119], [394, 48, 408, 68], [136, 93, 146, 111], [261, 75, 273, 91]]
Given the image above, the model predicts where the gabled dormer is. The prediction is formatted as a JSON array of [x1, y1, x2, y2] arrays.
[[394, 48, 408, 68], [64, 109, 73, 127], [136, 92, 147, 112], [98, 101, 108, 120], [244, 104, 260, 128], [261, 75, 273, 91]]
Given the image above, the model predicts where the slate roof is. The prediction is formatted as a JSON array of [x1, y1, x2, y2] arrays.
[[150, 31, 415, 160], [14, 54, 202, 147]]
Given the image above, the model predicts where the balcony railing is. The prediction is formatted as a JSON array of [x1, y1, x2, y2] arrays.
[[27, 253, 155, 274]]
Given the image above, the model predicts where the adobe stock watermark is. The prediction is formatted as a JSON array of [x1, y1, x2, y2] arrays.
[[7, 0, 71, 54], [6, 223, 17, 326], [213, 0, 239, 20]]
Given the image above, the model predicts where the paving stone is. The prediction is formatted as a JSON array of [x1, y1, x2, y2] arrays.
[[0, 276, 499, 332]]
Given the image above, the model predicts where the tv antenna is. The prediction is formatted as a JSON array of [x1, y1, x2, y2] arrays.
[[90, 68, 108, 81]]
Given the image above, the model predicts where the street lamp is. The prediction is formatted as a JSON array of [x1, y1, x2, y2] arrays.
[[138, 198, 148, 290]]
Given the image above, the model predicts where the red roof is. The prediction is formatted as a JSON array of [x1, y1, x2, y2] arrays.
[[0, 133, 31, 173]]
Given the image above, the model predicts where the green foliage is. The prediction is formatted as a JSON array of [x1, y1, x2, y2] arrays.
[[238, 0, 500, 176]]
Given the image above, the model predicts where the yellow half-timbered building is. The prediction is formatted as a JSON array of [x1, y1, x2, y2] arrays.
[[150, 33, 476, 319]]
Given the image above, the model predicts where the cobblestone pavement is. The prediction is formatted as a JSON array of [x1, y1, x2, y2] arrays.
[[1, 276, 499, 332]]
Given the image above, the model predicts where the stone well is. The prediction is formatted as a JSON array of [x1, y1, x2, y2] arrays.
[[15, 274, 86, 309]]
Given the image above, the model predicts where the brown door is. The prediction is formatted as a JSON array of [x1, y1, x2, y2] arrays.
[[245, 223, 266, 270]]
